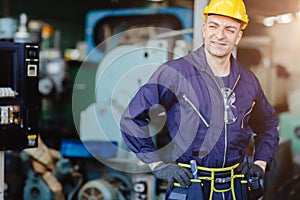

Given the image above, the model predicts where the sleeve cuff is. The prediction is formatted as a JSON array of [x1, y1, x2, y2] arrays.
[[148, 161, 165, 171]]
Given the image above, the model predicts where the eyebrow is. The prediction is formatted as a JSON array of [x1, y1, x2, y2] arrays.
[[207, 21, 239, 30]]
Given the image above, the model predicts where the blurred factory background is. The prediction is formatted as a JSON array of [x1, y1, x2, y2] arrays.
[[0, 0, 300, 199]]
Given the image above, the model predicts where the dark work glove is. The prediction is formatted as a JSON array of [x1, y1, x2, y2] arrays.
[[236, 162, 265, 199], [235, 162, 265, 179], [152, 163, 193, 189]]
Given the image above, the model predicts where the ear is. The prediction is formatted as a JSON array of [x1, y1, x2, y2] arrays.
[[235, 30, 243, 46], [202, 23, 206, 38]]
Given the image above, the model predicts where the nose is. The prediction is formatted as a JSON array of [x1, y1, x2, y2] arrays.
[[216, 28, 225, 39]]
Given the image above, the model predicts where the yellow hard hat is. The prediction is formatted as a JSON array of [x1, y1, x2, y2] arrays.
[[203, 0, 249, 30]]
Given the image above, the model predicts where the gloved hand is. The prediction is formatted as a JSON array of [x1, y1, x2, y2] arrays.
[[235, 162, 265, 179], [152, 163, 193, 189]]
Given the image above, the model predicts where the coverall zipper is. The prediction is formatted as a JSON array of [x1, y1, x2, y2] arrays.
[[204, 72, 241, 168], [241, 101, 256, 128]]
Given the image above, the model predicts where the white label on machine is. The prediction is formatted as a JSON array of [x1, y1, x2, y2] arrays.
[[27, 64, 37, 77], [0, 87, 18, 98]]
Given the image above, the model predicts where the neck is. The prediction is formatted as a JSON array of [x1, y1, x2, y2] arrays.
[[205, 49, 231, 77]]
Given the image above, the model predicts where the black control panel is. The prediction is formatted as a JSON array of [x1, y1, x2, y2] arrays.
[[0, 41, 40, 150]]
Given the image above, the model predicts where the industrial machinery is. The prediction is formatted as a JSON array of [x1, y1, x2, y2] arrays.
[[78, 178, 126, 200], [0, 40, 40, 200], [23, 147, 82, 200], [67, 6, 194, 200], [77, 172, 131, 200]]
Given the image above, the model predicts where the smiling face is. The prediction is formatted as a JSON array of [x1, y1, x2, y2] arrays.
[[203, 14, 243, 58]]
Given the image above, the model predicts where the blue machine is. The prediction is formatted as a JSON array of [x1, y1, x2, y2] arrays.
[[84, 6, 193, 62]]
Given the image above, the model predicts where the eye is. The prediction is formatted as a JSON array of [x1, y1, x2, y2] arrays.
[[226, 28, 236, 34], [209, 24, 218, 29]]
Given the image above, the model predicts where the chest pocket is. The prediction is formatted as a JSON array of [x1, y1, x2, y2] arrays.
[[182, 94, 209, 128]]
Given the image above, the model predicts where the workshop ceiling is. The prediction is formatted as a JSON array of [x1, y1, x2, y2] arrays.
[[244, 0, 299, 17], [171, 0, 300, 34], [173, 0, 299, 17]]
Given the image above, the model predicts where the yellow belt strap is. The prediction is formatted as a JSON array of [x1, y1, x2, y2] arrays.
[[174, 163, 246, 200]]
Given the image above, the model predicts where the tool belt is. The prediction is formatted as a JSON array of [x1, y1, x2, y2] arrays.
[[172, 163, 248, 200]]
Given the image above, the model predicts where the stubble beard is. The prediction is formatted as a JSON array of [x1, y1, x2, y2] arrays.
[[206, 41, 232, 58]]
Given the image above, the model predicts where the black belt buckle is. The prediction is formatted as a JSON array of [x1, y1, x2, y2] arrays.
[[215, 176, 231, 184]]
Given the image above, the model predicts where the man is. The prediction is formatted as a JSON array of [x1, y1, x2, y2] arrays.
[[120, 0, 279, 199]]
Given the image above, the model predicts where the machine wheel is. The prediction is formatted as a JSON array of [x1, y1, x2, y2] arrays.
[[77, 179, 119, 200]]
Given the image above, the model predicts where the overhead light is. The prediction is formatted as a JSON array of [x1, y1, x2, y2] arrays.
[[263, 16, 276, 27], [262, 13, 293, 27], [276, 13, 293, 24]]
